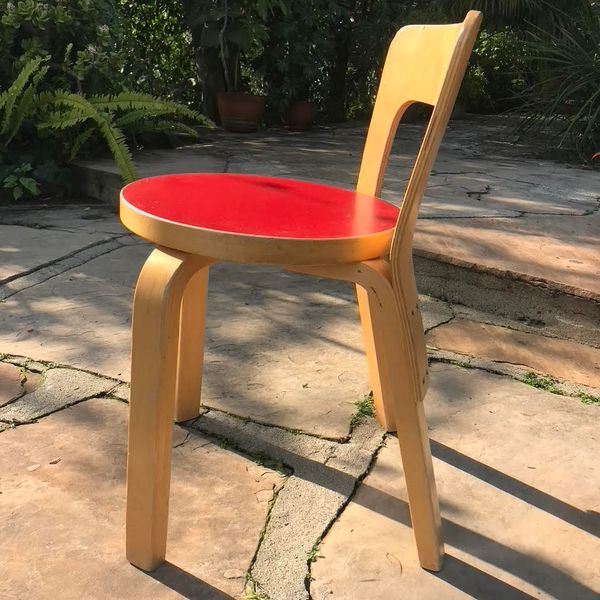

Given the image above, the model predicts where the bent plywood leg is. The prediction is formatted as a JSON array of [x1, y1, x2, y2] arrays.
[[126, 248, 210, 571], [368, 267, 443, 571], [355, 283, 396, 431], [291, 260, 443, 571], [175, 265, 210, 422]]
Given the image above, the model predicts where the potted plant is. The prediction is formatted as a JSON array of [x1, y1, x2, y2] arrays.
[[185, 1, 279, 131], [262, 4, 329, 130]]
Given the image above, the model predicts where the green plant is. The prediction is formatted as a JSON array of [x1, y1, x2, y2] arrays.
[[465, 28, 529, 112], [182, 0, 284, 119], [1, 57, 211, 189], [0, 162, 38, 200], [0, 0, 127, 95], [306, 541, 322, 563], [350, 394, 375, 427], [576, 392, 600, 406], [117, 1, 198, 106], [522, 372, 562, 394], [520, 6, 600, 158]]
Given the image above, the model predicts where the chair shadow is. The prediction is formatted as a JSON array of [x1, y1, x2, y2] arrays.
[[186, 419, 600, 600], [147, 561, 236, 600], [430, 439, 600, 537]]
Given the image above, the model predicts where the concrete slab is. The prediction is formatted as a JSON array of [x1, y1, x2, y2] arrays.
[[73, 119, 600, 337], [0, 363, 23, 407], [415, 212, 600, 300], [0, 246, 370, 437], [0, 398, 283, 599], [427, 319, 600, 388], [191, 410, 385, 600], [0, 224, 113, 283], [0, 244, 150, 379], [0, 367, 115, 423], [0, 203, 126, 235], [311, 364, 600, 600]]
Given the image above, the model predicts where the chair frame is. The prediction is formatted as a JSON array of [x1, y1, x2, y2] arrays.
[[123, 11, 482, 575]]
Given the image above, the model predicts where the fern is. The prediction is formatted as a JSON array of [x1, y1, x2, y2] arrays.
[[1, 56, 48, 135], [48, 92, 138, 183], [2, 60, 211, 187], [69, 127, 95, 162], [90, 92, 212, 127]]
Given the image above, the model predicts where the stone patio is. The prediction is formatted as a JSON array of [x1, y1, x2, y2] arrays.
[[1, 118, 599, 599]]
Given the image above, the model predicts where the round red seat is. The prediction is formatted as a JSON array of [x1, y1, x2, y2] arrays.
[[120, 174, 399, 265]]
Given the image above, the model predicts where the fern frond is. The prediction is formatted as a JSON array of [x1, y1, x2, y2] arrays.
[[40, 92, 138, 183], [3, 84, 36, 146], [114, 108, 173, 129], [38, 108, 92, 130], [95, 120, 138, 183], [90, 92, 212, 126], [137, 120, 200, 139], [1, 56, 47, 135], [69, 126, 95, 162]]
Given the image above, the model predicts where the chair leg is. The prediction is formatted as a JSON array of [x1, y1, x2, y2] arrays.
[[290, 260, 443, 571], [175, 265, 210, 422], [363, 267, 443, 571], [355, 283, 397, 431], [126, 248, 211, 572]]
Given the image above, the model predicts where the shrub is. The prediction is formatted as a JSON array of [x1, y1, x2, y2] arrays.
[[520, 6, 600, 158], [1, 57, 211, 195], [0, 0, 126, 95]]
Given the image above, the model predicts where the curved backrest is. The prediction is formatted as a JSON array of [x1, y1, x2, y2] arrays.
[[356, 11, 482, 262]]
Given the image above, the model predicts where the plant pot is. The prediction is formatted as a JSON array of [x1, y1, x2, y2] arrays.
[[217, 92, 264, 132], [283, 101, 317, 131]]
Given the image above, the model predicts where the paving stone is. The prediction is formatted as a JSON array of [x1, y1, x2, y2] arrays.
[[312, 364, 600, 600], [414, 212, 600, 299], [0, 398, 283, 599], [0, 250, 370, 438], [110, 382, 130, 402], [427, 318, 600, 388], [192, 411, 384, 600], [0, 224, 113, 283], [419, 295, 454, 332], [0, 362, 23, 407], [0, 368, 115, 423], [0, 243, 150, 380], [0, 203, 126, 235]]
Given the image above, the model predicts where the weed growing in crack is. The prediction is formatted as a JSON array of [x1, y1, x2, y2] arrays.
[[456, 360, 474, 369], [306, 541, 322, 563], [243, 575, 269, 600], [522, 372, 562, 394], [218, 437, 233, 450], [576, 392, 600, 406], [350, 394, 375, 428], [250, 452, 288, 476]]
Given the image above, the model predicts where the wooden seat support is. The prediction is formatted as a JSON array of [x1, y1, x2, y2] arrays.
[[122, 11, 482, 575]]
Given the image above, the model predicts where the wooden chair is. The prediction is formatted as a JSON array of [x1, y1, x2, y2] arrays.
[[120, 11, 482, 575]]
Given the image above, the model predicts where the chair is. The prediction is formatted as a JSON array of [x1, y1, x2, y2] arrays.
[[120, 11, 482, 575]]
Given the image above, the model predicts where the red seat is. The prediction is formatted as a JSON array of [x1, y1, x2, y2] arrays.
[[121, 173, 399, 264]]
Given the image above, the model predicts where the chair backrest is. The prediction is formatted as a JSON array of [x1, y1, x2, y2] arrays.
[[357, 11, 482, 264]]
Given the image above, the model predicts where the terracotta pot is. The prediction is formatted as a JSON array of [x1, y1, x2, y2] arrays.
[[217, 92, 264, 132], [283, 101, 317, 131]]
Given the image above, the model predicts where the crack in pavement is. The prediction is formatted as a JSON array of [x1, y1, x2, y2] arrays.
[[189, 409, 384, 600], [0, 235, 141, 300]]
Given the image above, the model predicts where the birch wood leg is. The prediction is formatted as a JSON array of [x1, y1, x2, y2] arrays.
[[175, 265, 211, 422], [355, 283, 397, 431], [126, 248, 211, 571], [370, 267, 443, 571], [291, 261, 443, 571]]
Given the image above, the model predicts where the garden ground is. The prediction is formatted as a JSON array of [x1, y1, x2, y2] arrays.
[[0, 116, 599, 599]]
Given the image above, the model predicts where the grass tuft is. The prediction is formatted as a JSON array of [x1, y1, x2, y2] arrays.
[[522, 372, 562, 394], [350, 395, 375, 427]]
